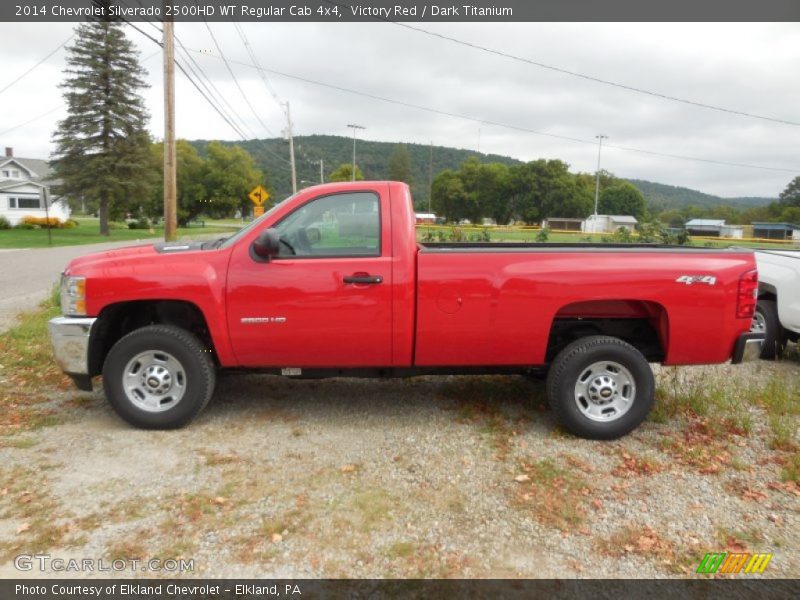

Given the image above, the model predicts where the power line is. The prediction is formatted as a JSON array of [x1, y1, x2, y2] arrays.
[[0, 105, 62, 136], [202, 21, 280, 138], [321, 1, 798, 128], [0, 34, 74, 96], [121, 18, 293, 169], [122, 19, 252, 142], [185, 47, 799, 174], [231, 21, 283, 111], [124, 0, 256, 139], [0, 49, 161, 138]]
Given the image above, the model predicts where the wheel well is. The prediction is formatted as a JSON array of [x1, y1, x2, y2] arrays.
[[88, 300, 215, 376], [547, 300, 667, 363], [757, 286, 777, 302]]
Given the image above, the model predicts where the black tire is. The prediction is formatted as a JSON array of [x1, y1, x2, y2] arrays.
[[102, 325, 216, 429], [751, 299, 782, 360], [546, 336, 654, 440]]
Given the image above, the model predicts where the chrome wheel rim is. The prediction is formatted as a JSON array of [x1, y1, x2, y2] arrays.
[[122, 350, 186, 413], [751, 310, 766, 334], [574, 361, 636, 422]]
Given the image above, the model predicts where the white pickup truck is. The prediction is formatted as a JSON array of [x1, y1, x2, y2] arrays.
[[753, 250, 800, 358]]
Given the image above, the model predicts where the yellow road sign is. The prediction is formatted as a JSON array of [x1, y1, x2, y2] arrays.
[[248, 185, 269, 206], [253, 205, 265, 217]]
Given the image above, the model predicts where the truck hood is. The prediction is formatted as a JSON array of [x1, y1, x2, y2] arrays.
[[65, 241, 208, 276]]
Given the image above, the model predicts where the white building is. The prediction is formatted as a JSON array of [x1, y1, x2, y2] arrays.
[[685, 219, 743, 239], [582, 214, 638, 234], [0, 147, 70, 226]]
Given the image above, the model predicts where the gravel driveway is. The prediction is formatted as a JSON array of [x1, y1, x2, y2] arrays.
[[0, 355, 797, 579]]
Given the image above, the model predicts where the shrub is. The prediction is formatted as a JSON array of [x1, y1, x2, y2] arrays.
[[15, 222, 38, 230], [62, 219, 79, 229], [22, 216, 65, 228], [535, 226, 550, 242], [127, 217, 151, 230], [0, 216, 11, 230]]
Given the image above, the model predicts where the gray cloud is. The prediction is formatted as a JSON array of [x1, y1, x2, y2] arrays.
[[1, 21, 797, 197]]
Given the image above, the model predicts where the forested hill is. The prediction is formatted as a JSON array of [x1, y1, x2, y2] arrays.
[[189, 135, 521, 209], [627, 179, 775, 211], [189, 134, 775, 211]]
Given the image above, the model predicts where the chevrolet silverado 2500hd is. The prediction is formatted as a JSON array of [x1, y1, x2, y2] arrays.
[[49, 182, 763, 439]]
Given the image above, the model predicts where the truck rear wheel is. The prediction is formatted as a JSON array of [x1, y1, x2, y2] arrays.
[[102, 325, 216, 429], [546, 336, 654, 440]]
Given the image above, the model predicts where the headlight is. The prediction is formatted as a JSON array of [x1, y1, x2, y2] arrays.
[[60, 275, 87, 316]]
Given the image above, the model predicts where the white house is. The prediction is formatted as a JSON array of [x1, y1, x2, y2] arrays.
[[0, 147, 70, 226], [582, 214, 638, 234]]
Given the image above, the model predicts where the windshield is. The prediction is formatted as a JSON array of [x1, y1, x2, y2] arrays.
[[219, 193, 300, 249]]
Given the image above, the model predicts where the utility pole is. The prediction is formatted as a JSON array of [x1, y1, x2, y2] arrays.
[[428, 141, 433, 213], [347, 124, 365, 181], [284, 102, 297, 194], [318, 159, 324, 184], [593, 134, 608, 225], [163, 18, 177, 242]]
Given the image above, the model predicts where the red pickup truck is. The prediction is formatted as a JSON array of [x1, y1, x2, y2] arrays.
[[49, 181, 762, 439]]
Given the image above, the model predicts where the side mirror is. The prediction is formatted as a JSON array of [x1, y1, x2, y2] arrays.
[[252, 228, 281, 259]]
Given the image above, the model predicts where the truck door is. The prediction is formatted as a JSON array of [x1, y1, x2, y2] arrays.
[[226, 190, 393, 367]]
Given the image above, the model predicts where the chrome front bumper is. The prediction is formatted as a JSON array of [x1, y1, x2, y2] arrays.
[[731, 332, 764, 364], [48, 317, 96, 389]]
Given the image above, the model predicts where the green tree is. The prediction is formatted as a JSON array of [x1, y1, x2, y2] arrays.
[[388, 144, 413, 184], [149, 141, 208, 225], [599, 181, 647, 219], [51, 21, 152, 235], [203, 142, 263, 218], [541, 175, 593, 219], [509, 159, 590, 223], [329, 164, 364, 182], [431, 169, 470, 222], [657, 209, 685, 228], [778, 206, 800, 224], [778, 176, 800, 207]]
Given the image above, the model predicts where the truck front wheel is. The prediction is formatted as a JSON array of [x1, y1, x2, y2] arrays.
[[102, 325, 216, 429], [546, 336, 654, 440]]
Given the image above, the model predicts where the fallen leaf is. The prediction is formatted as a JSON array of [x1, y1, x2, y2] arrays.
[[340, 464, 358, 473], [726, 537, 747, 553], [16, 523, 30, 534], [637, 535, 655, 552], [271, 533, 283, 543], [592, 498, 603, 509], [742, 488, 767, 502], [211, 496, 227, 505], [514, 474, 531, 483]]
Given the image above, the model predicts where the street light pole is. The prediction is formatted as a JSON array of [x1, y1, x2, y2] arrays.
[[347, 124, 365, 181], [593, 134, 608, 224]]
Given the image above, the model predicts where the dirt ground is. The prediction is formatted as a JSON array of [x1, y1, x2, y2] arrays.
[[0, 344, 798, 579]]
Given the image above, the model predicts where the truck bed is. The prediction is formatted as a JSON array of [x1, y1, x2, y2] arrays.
[[414, 244, 755, 367]]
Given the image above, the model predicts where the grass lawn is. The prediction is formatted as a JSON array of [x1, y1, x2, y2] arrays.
[[0, 218, 235, 249]]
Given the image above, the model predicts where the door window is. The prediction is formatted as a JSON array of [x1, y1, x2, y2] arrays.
[[273, 192, 380, 257]]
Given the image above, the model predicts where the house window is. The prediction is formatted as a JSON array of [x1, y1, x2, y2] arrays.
[[1, 170, 9, 178], [12, 170, 20, 178], [9, 196, 42, 209]]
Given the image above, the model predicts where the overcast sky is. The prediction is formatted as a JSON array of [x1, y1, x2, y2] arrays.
[[1, 21, 798, 197]]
